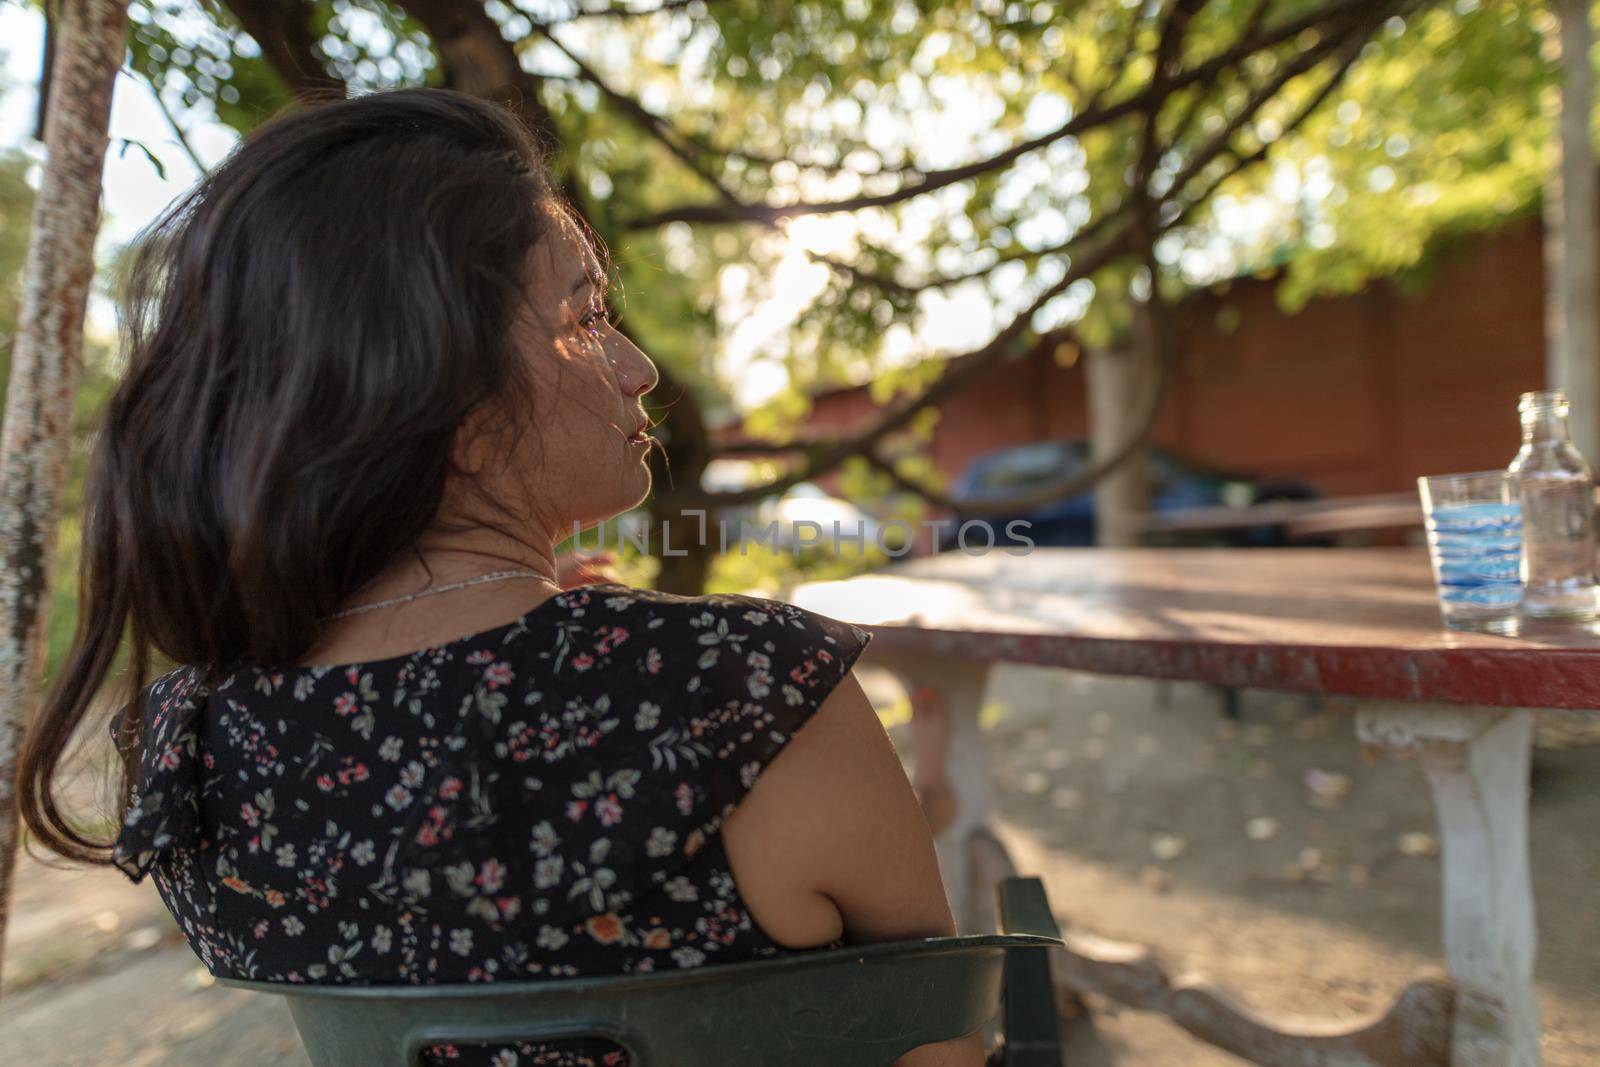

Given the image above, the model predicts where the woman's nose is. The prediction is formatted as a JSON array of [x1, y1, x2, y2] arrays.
[[619, 340, 659, 398]]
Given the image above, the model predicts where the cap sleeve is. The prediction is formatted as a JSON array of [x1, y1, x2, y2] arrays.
[[679, 593, 874, 819], [110, 665, 212, 883]]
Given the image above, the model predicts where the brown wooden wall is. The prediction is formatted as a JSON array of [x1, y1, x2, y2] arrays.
[[1170, 219, 1544, 495], [716, 216, 1549, 505]]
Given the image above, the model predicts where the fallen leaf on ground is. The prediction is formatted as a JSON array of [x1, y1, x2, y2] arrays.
[[125, 927, 162, 951], [1246, 816, 1280, 841], [1398, 832, 1439, 857], [1304, 768, 1353, 809], [1151, 833, 1187, 860]]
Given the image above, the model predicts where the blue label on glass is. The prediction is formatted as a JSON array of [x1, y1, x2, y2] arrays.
[[1426, 502, 1524, 608]]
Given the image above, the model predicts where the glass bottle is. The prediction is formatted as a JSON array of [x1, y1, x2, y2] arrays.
[[1507, 389, 1598, 620]]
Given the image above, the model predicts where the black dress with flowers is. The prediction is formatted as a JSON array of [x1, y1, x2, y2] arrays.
[[112, 582, 873, 1066]]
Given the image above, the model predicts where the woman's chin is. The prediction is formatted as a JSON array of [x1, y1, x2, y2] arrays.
[[619, 460, 653, 510], [624, 480, 651, 512]]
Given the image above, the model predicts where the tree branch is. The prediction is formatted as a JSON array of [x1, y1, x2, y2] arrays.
[[694, 7, 1397, 512], [862, 449, 965, 513], [1169, 18, 1371, 214], [527, 25, 748, 210], [917, 5, 1193, 521], [548, 0, 703, 21], [623, 0, 1398, 229], [512, 23, 928, 203], [801, 0, 1392, 305], [32, 3, 54, 141], [698, 225, 1138, 508], [677, 135, 929, 181], [968, 248, 1176, 515], [126, 64, 208, 175], [395, 0, 562, 150], [897, 29, 1381, 517], [221, 0, 346, 101], [804, 203, 1134, 299], [1138, 0, 1205, 193]]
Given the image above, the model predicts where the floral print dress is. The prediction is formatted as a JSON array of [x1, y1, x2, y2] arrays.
[[112, 582, 873, 1066]]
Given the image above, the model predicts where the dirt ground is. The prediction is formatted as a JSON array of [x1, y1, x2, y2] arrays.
[[2, 664, 1596, 1065]]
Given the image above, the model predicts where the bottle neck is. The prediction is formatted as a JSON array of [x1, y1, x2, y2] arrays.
[[1521, 405, 1572, 448]]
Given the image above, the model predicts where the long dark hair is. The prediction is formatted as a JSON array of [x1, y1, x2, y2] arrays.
[[17, 87, 591, 865]]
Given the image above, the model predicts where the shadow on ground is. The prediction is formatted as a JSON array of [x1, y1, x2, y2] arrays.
[[3, 667, 1596, 1065]]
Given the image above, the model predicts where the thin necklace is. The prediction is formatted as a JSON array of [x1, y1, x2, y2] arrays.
[[320, 569, 556, 622]]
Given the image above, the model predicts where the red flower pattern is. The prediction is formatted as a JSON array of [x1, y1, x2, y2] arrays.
[[112, 583, 869, 1067]]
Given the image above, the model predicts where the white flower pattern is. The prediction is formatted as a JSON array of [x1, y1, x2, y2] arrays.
[[110, 583, 870, 1067]]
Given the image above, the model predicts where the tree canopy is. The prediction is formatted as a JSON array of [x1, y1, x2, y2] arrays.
[[12, 0, 1571, 589], [1177, 0, 1555, 310]]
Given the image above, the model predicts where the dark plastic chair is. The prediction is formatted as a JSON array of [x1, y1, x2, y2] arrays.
[[220, 876, 1066, 1066]]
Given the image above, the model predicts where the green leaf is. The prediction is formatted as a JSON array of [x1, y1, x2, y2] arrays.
[[116, 137, 167, 181]]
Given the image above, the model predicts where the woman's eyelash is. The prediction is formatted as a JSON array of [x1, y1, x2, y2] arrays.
[[581, 303, 617, 331]]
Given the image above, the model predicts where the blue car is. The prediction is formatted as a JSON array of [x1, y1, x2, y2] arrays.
[[937, 439, 1321, 550]]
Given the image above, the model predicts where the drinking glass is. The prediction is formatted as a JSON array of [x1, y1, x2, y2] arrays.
[[1417, 471, 1523, 630]]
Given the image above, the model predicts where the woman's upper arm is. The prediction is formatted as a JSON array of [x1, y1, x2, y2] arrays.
[[720, 666, 956, 948]]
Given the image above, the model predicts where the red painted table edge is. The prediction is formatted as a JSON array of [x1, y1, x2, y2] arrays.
[[857, 624, 1600, 712]]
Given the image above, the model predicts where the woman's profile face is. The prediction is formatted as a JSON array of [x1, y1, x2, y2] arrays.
[[461, 204, 660, 539]]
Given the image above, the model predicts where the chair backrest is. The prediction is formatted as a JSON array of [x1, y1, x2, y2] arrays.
[[221, 932, 1059, 1066]]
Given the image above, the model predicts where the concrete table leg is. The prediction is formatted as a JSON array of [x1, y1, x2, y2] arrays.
[[869, 650, 1014, 935], [1356, 705, 1541, 1067]]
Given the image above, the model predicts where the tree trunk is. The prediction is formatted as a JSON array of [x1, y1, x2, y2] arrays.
[[1544, 0, 1599, 462], [1087, 345, 1150, 547], [647, 362, 716, 595], [0, 0, 127, 988]]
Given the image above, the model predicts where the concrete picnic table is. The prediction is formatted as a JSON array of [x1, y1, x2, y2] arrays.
[[791, 547, 1596, 1067]]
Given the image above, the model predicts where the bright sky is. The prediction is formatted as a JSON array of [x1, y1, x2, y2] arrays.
[[0, 5, 1287, 409]]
